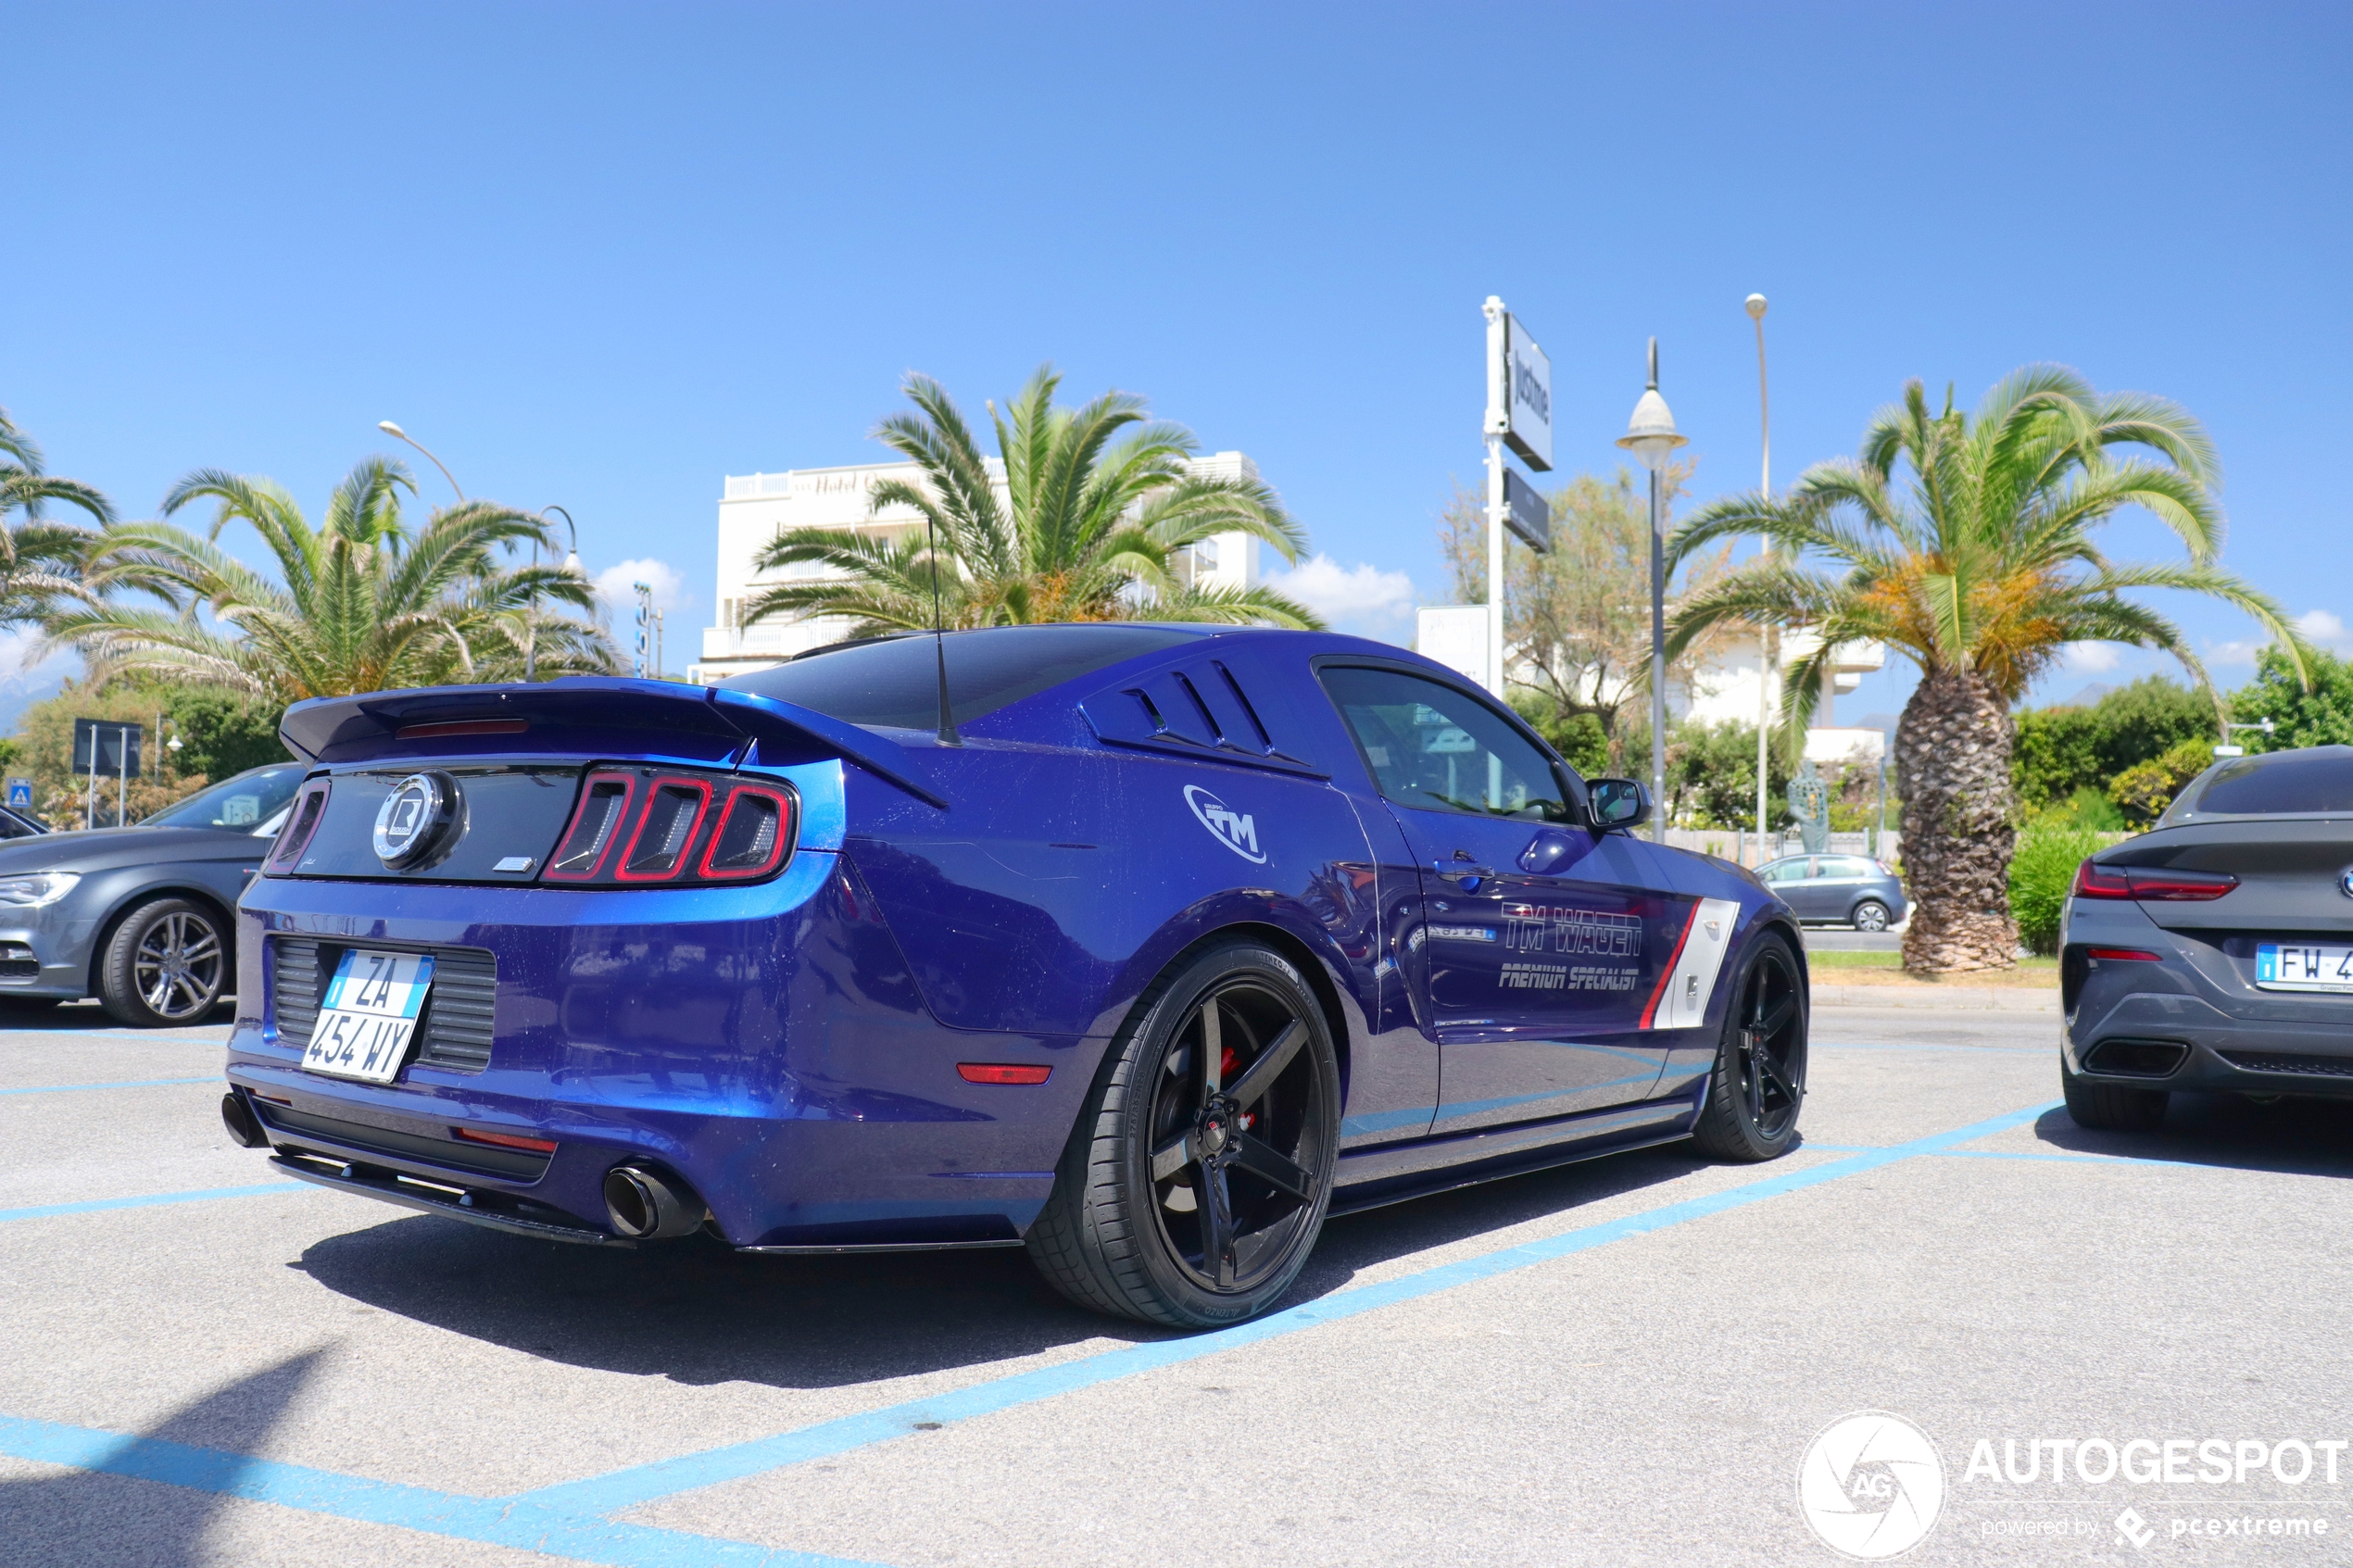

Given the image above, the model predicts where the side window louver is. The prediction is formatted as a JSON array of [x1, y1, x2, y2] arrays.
[[1081, 659, 1325, 777]]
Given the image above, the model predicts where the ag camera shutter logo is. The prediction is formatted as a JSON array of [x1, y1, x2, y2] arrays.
[[1797, 1411, 1945, 1559]]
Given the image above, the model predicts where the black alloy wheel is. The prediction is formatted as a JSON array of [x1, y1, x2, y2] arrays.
[[1028, 941, 1340, 1326], [1692, 934, 1807, 1160], [98, 897, 228, 1027]]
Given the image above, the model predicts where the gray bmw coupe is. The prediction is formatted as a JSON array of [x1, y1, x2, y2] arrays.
[[2061, 745, 2353, 1130]]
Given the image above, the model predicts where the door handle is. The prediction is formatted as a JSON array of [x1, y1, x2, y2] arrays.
[[1435, 861, 1493, 889]]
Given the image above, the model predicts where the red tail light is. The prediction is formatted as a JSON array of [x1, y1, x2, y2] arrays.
[[2072, 861, 2133, 899], [264, 778, 333, 872], [2086, 947, 2164, 962], [546, 767, 799, 887], [2072, 860, 2237, 902], [2125, 868, 2239, 901]]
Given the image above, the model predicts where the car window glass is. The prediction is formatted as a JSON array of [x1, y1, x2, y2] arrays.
[[2185, 748, 2353, 817], [143, 765, 307, 831], [725, 624, 1197, 730], [1824, 857, 1874, 877], [1317, 666, 1569, 821]]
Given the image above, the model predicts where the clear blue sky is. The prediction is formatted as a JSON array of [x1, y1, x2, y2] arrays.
[[7, 1, 2348, 725]]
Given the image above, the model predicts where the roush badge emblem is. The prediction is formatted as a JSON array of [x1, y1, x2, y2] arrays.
[[373, 771, 460, 869], [2340, 868, 2353, 898]]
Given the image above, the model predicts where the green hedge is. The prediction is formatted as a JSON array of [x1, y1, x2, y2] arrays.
[[2010, 823, 2107, 957]]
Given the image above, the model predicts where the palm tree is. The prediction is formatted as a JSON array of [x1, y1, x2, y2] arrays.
[[46, 457, 615, 702], [1, 404, 115, 629], [1665, 367, 2302, 974], [743, 367, 1321, 635]]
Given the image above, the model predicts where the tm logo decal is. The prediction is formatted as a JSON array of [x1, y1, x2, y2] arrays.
[[1183, 784, 1267, 864]]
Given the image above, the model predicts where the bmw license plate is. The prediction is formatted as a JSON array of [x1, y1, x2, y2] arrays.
[[2254, 943, 2353, 994], [301, 948, 435, 1083]]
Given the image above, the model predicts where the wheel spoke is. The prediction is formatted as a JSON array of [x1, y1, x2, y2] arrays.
[[1755, 1048, 1797, 1103], [1151, 1130, 1195, 1183], [1228, 1130, 1315, 1202], [1755, 993, 1795, 1038], [1200, 1163, 1237, 1288], [180, 933, 220, 962], [1198, 1000, 1222, 1095], [1224, 1019, 1305, 1110]]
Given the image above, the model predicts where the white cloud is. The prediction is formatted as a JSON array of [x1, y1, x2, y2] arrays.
[[2208, 606, 2353, 668], [2065, 642, 2123, 673], [593, 558, 686, 616], [1263, 555, 1417, 633], [2296, 608, 2353, 655]]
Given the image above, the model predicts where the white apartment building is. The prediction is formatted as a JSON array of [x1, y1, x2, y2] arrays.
[[1415, 609, 1889, 765], [690, 451, 1267, 684]]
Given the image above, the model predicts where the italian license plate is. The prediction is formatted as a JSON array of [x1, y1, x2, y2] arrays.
[[301, 948, 435, 1083], [2254, 943, 2353, 994]]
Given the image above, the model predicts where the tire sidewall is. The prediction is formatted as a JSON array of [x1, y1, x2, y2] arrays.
[[1110, 941, 1340, 1325], [100, 897, 226, 1027], [1701, 930, 1806, 1160]]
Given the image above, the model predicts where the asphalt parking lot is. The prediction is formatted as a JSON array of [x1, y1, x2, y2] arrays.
[[5, 996, 2351, 1566]]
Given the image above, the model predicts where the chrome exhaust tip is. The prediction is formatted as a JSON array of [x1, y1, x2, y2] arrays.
[[602, 1165, 704, 1240]]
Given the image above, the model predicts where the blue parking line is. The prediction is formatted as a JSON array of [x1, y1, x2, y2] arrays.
[[0, 1097, 2061, 1567], [0, 1183, 307, 1223], [0, 1076, 216, 1096], [520, 1099, 2062, 1517], [0, 1415, 882, 1568]]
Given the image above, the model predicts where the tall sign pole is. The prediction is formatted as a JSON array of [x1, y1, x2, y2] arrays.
[[1746, 294, 1773, 858], [1482, 296, 1553, 700]]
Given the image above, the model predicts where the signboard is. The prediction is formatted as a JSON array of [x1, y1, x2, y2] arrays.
[[1416, 606, 1491, 691], [71, 719, 142, 780], [5, 778, 30, 809], [1486, 309, 1554, 472], [1503, 468, 1550, 553]]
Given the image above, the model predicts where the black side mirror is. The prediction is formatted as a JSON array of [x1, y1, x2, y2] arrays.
[[1588, 778, 1650, 831]]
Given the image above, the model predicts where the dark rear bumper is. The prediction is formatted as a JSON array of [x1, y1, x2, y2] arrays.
[[2066, 991, 2353, 1098]]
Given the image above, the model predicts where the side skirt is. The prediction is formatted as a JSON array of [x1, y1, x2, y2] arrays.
[[1327, 1090, 1705, 1218]]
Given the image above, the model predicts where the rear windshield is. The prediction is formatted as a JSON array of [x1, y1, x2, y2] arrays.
[[2179, 746, 2353, 818], [724, 624, 1199, 729]]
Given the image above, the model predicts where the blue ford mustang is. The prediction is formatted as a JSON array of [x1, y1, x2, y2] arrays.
[[222, 624, 1808, 1325]]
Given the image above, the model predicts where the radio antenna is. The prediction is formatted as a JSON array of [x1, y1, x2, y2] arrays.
[[928, 510, 961, 746]]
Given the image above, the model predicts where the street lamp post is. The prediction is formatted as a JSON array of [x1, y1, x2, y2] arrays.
[[377, 421, 465, 502], [1745, 294, 1774, 861], [1617, 338, 1687, 845], [529, 506, 579, 683]]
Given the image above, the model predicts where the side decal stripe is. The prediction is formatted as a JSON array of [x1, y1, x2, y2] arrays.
[[1638, 902, 1698, 1029]]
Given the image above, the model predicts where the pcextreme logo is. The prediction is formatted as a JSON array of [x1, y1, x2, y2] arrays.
[[1183, 784, 1266, 864]]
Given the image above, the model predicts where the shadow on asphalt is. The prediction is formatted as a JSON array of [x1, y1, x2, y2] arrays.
[[0, 997, 236, 1033], [2032, 1094, 2353, 1177], [0, 1349, 321, 1567], [289, 1136, 1711, 1388]]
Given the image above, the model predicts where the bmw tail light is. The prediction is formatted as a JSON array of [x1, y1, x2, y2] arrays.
[[547, 771, 638, 881], [545, 767, 797, 887], [2072, 861, 2134, 900], [2125, 867, 2238, 901], [2072, 860, 2237, 902], [264, 778, 333, 873]]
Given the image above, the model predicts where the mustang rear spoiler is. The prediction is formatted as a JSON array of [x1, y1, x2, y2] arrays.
[[277, 678, 948, 809]]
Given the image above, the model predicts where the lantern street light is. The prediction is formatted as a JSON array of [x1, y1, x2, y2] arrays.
[[1616, 337, 1687, 843]]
